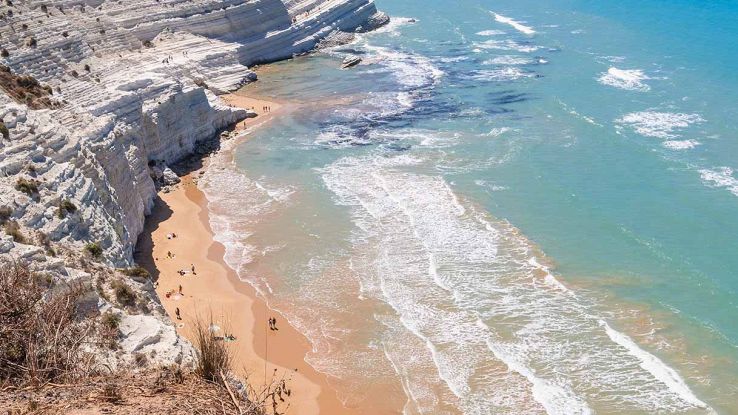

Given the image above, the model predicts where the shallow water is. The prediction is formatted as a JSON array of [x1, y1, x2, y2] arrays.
[[201, 1, 738, 413]]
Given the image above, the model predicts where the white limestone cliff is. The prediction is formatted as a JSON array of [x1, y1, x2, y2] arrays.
[[0, 0, 386, 367]]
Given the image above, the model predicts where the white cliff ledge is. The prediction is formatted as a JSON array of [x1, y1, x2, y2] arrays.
[[0, 0, 386, 368]]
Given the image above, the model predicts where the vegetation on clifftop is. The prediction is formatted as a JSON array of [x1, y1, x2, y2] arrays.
[[0, 65, 59, 110]]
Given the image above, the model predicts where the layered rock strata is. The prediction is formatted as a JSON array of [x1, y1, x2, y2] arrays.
[[0, 0, 384, 367]]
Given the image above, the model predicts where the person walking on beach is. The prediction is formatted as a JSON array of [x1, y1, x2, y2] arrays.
[[178, 284, 182, 294], [175, 307, 181, 320], [191, 264, 196, 275]]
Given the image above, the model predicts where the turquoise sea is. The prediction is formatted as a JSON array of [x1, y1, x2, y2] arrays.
[[202, 1, 738, 413]]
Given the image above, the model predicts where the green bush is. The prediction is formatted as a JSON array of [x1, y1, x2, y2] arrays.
[[84, 242, 103, 258]]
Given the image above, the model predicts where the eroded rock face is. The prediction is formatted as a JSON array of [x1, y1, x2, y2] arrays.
[[0, 0, 384, 369]]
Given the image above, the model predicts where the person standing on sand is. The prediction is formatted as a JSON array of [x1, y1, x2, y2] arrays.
[[175, 308, 181, 320], [191, 264, 196, 275], [178, 285, 182, 294]]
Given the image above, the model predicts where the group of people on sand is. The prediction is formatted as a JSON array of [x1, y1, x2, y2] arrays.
[[268, 317, 279, 331], [176, 263, 196, 276], [262, 105, 272, 113]]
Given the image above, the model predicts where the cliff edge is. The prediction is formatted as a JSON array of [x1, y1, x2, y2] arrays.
[[0, 0, 385, 371]]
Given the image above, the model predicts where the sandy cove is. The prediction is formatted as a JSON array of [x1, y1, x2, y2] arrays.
[[136, 93, 363, 415]]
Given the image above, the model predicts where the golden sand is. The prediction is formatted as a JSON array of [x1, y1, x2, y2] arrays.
[[136, 96, 363, 414]]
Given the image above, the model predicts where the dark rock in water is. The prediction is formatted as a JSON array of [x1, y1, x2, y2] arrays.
[[387, 143, 412, 152], [315, 31, 356, 50], [333, 47, 367, 56], [342, 57, 362, 69], [356, 11, 390, 32]]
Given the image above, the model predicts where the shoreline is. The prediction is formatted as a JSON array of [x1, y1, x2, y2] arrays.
[[136, 92, 363, 414]]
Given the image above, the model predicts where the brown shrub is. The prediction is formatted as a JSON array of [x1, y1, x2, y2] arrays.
[[4, 220, 25, 243], [120, 266, 149, 279], [57, 199, 77, 218], [111, 280, 136, 307], [0, 206, 11, 224], [0, 261, 93, 386], [15, 177, 38, 196]]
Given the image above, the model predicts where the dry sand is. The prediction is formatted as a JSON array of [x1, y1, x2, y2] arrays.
[[136, 96, 363, 415]]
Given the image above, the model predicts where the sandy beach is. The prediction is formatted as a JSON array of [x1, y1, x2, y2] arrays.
[[136, 94, 362, 415]]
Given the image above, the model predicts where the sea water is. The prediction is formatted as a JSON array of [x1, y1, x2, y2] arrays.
[[201, 0, 738, 413]]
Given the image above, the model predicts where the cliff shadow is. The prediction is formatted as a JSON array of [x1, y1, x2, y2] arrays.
[[134, 195, 173, 282]]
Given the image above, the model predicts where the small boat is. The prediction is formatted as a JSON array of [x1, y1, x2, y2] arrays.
[[341, 56, 362, 69]]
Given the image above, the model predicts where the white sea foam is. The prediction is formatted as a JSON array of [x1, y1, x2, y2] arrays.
[[437, 56, 469, 63], [474, 39, 540, 53], [476, 29, 506, 36], [662, 139, 701, 150], [464, 67, 533, 82], [474, 179, 508, 192], [483, 55, 533, 65], [491, 12, 536, 35], [368, 16, 417, 36], [486, 127, 512, 137], [321, 154, 713, 414], [601, 321, 709, 409], [616, 111, 704, 139], [363, 44, 444, 89], [598, 67, 651, 91], [700, 167, 738, 197]]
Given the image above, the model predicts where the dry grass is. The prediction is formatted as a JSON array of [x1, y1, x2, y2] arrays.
[[0, 267, 291, 414], [0, 366, 287, 414], [190, 316, 292, 414], [193, 316, 232, 385], [0, 261, 95, 387]]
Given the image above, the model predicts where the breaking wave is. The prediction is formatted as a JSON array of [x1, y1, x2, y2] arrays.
[[598, 67, 651, 91], [491, 12, 536, 35], [616, 111, 704, 139], [320, 153, 712, 414], [473, 39, 540, 53], [700, 167, 738, 197], [662, 139, 701, 150]]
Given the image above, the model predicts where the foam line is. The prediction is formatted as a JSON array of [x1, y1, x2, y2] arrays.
[[491, 12, 536, 35]]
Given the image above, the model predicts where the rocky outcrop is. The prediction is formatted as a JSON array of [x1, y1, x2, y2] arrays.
[[0, 0, 385, 368]]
